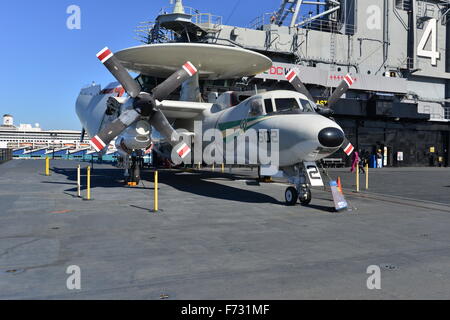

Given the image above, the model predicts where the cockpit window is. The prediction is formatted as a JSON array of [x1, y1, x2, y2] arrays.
[[264, 99, 274, 114], [299, 99, 315, 113], [275, 98, 301, 112]]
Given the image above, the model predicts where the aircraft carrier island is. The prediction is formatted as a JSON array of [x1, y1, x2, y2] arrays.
[[3, 0, 450, 305]]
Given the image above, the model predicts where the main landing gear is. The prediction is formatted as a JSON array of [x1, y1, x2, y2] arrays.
[[284, 164, 312, 206]]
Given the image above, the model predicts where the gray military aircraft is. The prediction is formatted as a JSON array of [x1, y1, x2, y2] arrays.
[[76, 44, 354, 206]]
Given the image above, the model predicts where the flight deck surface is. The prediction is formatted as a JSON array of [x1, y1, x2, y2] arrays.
[[1, 160, 450, 299]]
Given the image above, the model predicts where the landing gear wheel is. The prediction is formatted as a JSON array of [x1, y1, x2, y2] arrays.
[[285, 187, 298, 206], [299, 189, 312, 205]]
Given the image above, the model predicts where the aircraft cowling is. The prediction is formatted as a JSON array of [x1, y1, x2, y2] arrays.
[[115, 120, 152, 155], [76, 82, 127, 139]]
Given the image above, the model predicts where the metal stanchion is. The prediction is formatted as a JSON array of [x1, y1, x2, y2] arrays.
[[154, 171, 159, 212], [356, 163, 360, 193], [45, 157, 50, 176], [86, 166, 91, 200], [365, 163, 369, 190], [77, 165, 81, 198]]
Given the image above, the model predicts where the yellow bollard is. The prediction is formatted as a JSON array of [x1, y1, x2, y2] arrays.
[[198, 162, 201, 170], [212, 163, 215, 172], [365, 163, 369, 190], [356, 163, 360, 193], [77, 165, 81, 198], [221, 163, 225, 173], [86, 166, 91, 200], [45, 157, 50, 176], [154, 171, 159, 212]]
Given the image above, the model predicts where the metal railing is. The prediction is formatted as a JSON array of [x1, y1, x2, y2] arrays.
[[135, 9, 222, 44], [0, 149, 12, 163], [159, 6, 198, 16], [445, 107, 450, 120], [300, 17, 356, 33], [395, 0, 412, 11], [248, 13, 276, 30], [248, 14, 356, 34], [135, 22, 175, 44], [158, 6, 222, 26], [192, 13, 222, 28]]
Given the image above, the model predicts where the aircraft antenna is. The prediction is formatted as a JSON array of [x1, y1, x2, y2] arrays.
[[173, 0, 185, 14]]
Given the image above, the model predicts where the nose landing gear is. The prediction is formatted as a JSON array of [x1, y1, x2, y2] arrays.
[[284, 164, 312, 206], [285, 187, 298, 206], [285, 185, 312, 206], [298, 187, 312, 205]]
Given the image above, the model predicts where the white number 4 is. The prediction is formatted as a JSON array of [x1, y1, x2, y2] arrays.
[[417, 19, 440, 66]]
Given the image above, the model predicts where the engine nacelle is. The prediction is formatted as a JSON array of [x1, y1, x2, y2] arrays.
[[115, 120, 152, 155]]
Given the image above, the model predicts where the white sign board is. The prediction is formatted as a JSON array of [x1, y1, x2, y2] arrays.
[[304, 162, 324, 187], [0, 142, 7, 149]]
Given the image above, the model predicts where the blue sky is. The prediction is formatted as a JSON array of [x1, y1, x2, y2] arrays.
[[0, 0, 283, 130]]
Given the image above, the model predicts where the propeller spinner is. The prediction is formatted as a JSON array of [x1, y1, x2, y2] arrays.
[[285, 69, 355, 156], [90, 47, 196, 160]]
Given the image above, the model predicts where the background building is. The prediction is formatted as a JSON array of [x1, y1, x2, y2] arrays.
[[0, 114, 89, 150]]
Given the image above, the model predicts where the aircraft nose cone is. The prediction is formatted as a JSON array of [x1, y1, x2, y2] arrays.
[[318, 127, 345, 148]]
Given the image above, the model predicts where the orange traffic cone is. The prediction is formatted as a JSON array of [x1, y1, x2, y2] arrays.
[[337, 177, 343, 194]]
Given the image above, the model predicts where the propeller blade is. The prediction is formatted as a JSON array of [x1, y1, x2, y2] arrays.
[[80, 128, 85, 142], [90, 109, 140, 152], [96, 47, 141, 98], [316, 106, 334, 117], [152, 62, 198, 101], [150, 109, 191, 160], [285, 69, 315, 102], [342, 138, 355, 157], [327, 74, 354, 108]]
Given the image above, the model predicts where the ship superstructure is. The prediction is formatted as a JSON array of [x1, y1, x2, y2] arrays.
[[134, 0, 450, 166]]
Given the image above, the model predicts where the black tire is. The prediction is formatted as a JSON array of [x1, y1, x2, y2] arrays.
[[285, 187, 298, 206], [299, 189, 312, 205]]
